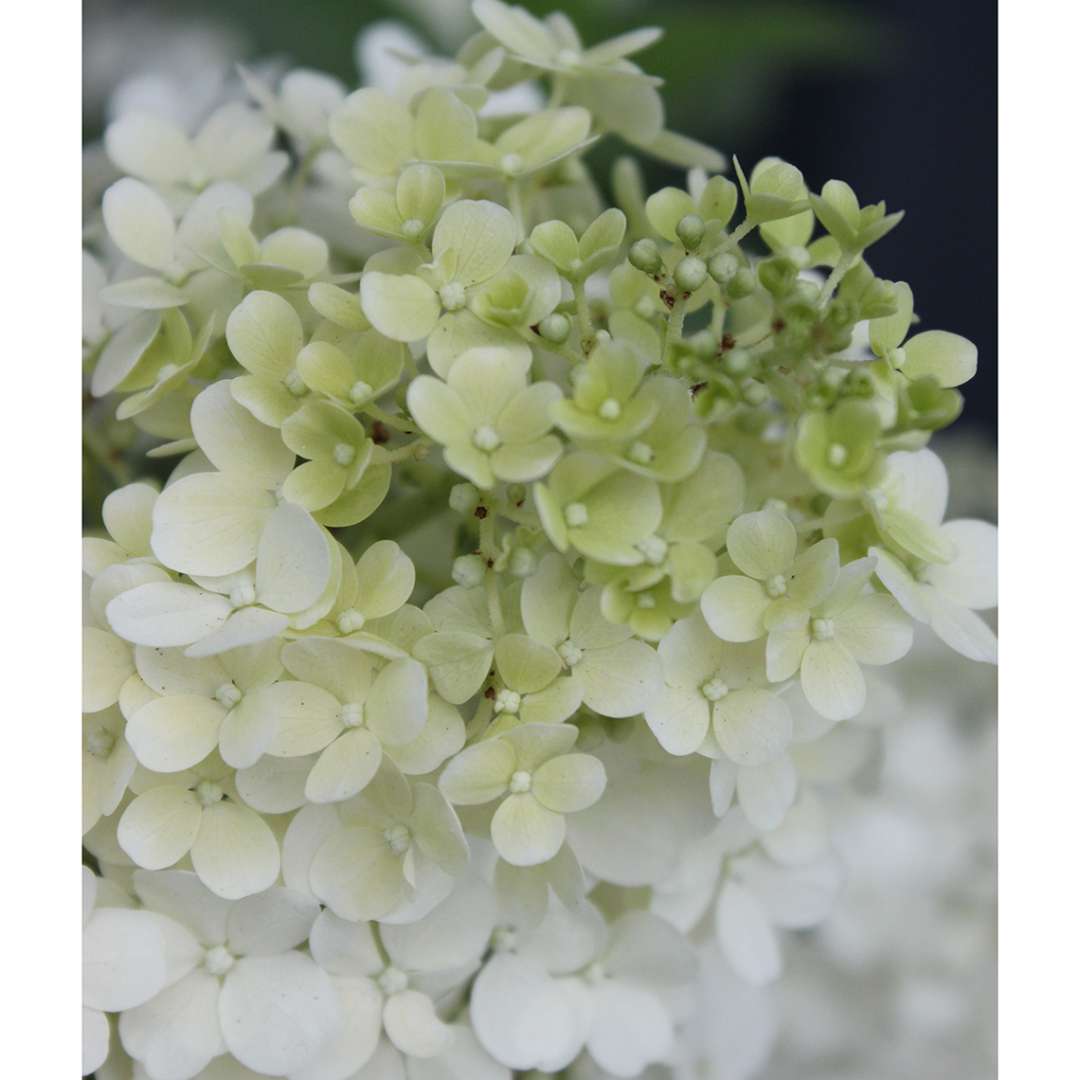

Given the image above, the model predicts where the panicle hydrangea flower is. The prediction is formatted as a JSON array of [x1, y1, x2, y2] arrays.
[[81, 5, 999, 1077]]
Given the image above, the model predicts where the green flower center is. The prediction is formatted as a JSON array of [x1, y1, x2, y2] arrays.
[[811, 617, 835, 641], [495, 689, 521, 715], [509, 769, 532, 794], [701, 675, 730, 702], [473, 424, 502, 452], [340, 702, 365, 728], [765, 573, 788, 598], [215, 682, 243, 708], [383, 824, 411, 856], [564, 502, 589, 528], [204, 945, 235, 976], [195, 780, 224, 807], [439, 282, 467, 311]]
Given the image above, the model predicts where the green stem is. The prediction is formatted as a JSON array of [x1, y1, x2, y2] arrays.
[[83, 425, 131, 488], [662, 295, 688, 365], [362, 404, 416, 434], [816, 253, 854, 311], [572, 278, 595, 354]]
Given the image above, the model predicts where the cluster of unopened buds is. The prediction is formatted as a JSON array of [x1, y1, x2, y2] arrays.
[[82, 1, 997, 1076]]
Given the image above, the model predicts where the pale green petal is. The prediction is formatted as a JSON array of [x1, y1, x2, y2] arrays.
[[191, 800, 280, 899], [713, 687, 792, 765], [225, 290, 304, 381], [491, 793, 566, 867], [257, 681, 343, 757], [107, 581, 232, 647], [834, 593, 913, 665], [644, 685, 709, 756], [519, 677, 584, 726], [118, 786, 201, 869], [281, 459, 348, 511], [726, 509, 797, 580], [532, 753, 606, 813], [426, 310, 532, 380], [308, 824, 405, 920], [151, 472, 274, 577], [406, 374, 473, 445], [785, 538, 840, 609], [355, 539, 416, 618], [305, 728, 382, 803], [127, 695, 225, 772], [800, 640, 866, 721], [576, 639, 660, 718], [439, 739, 515, 804], [869, 546, 930, 622], [360, 272, 440, 342], [432, 199, 516, 287], [367, 657, 428, 746], [503, 721, 578, 770], [330, 88, 412, 175], [447, 346, 529, 422], [495, 634, 562, 694], [103, 482, 157, 555], [700, 576, 770, 643], [102, 178, 176, 272], [902, 329, 977, 387], [254, 502, 332, 614], [413, 630, 493, 704], [83, 627, 134, 712], [491, 437, 562, 483]]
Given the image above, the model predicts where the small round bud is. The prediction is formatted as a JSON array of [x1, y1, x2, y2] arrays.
[[452, 554, 487, 589], [708, 252, 739, 284], [757, 256, 798, 297], [726, 267, 757, 299], [401, 218, 425, 240], [722, 348, 751, 377], [689, 329, 717, 358], [508, 547, 537, 577], [674, 256, 708, 293], [538, 313, 571, 343], [449, 483, 480, 515], [676, 213, 705, 251], [628, 238, 662, 275], [741, 379, 768, 406]]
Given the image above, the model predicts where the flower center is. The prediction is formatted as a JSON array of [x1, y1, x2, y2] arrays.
[[378, 966, 409, 995], [492, 926, 518, 953], [473, 424, 502, 452], [811, 617, 835, 641], [495, 689, 521, 715], [584, 961, 607, 984], [284, 370, 308, 397], [598, 397, 622, 420], [333, 442, 356, 467], [204, 945, 235, 976], [401, 218, 425, 240], [564, 502, 589, 528], [827, 443, 849, 467], [636, 592, 657, 609], [337, 608, 365, 634], [557, 638, 584, 667], [509, 770, 532, 794], [628, 441, 654, 465], [349, 380, 374, 405], [214, 682, 243, 708], [340, 702, 365, 728], [702, 675, 730, 702], [439, 282, 467, 311], [556, 48, 580, 68], [195, 780, 224, 806], [383, 823, 411, 855], [765, 573, 788, 598]]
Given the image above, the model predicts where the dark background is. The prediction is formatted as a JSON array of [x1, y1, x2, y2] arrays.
[[84, 0, 996, 438]]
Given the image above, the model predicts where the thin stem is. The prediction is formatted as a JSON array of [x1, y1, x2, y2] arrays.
[[572, 278, 595, 354], [377, 438, 431, 464], [362, 404, 416, 434], [83, 425, 131, 487], [662, 295, 688, 365], [508, 180, 528, 241], [816, 252, 854, 311]]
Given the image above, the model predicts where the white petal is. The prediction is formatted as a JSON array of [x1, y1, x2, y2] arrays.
[[800, 640, 866, 721], [737, 854, 843, 929], [927, 593, 999, 663], [83, 627, 134, 712], [700, 576, 770, 642], [576, 639, 661, 718], [82, 1007, 109, 1076], [305, 729, 382, 804], [709, 757, 737, 817], [834, 593, 913, 665], [118, 786, 202, 869], [82, 907, 176, 1011], [384, 990, 453, 1058], [103, 178, 175, 271], [126, 695, 224, 772], [309, 910, 383, 977], [587, 981, 672, 1078], [106, 112, 194, 184], [716, 881, 781, 986], [531, 753, 606, 813], [103, 482, 157, 555], [152, 473, 275, 578], [185, 606, 288, 658], [726, 509, 797, 579], [255, 502, 331, 613], [366, 657, 428, 746], [235, 753, 313, 813], [132, 868, 230, 945], [736, 756, 798, 831], [220, 953, 341, 1075], [490, 793, 566, 867], [760, 791, 829, 866], [118, 969, 224, 1080], [190, 380, 294, 487], [191, 801, 280, 899], [924, 519, 998, 610], [226, 886, 319, 955], [290, 977, 382, 1080], [713, 688, 792, 766], [644, 685, 709, 756], [108, 581, 232, 648]]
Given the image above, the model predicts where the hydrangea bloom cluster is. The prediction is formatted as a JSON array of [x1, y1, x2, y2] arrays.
[[82, 3, 997, 1076]]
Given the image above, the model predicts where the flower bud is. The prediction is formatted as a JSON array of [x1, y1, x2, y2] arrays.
[[675, 213, 705, 251], [449, 482, 480, 515], [708, 252, 739, 284], [726, 267, 757, 299], [538, 313, 571, 343], [689, 329, 717, 358], [722, 348, 751, 376], [452, 554, 487, 589], [757, 256, 798, 297], [628, 238, 662, 275], [674, 256, 708, 293]]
